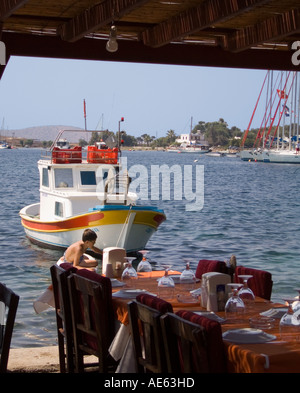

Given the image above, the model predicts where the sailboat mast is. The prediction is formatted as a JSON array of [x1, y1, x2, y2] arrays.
[[241, 70, 269, 148], [296, 71, 300, 143]]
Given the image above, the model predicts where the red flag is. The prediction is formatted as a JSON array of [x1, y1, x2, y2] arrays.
[[277, 89, 288, 99]]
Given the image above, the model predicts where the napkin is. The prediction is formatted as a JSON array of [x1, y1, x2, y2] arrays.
[[260, 307, 288, 319], [110, 278, 125, 288], [194, 311, 225, 323], [112, 289, 156, 299], [222, 328, 276, 344]]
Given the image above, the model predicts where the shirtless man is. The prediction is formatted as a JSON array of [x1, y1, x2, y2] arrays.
[[63, 229, 102, 269]]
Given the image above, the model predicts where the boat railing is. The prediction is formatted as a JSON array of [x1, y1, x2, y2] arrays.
[[40, 130, 119, 164]]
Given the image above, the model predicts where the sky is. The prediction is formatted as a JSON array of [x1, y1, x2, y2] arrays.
[[0, 55, 268, 138]]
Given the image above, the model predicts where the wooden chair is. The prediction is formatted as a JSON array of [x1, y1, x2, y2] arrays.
[[195, 259, 228, 279], [0, 283, 19, 373], [234, 266, 273, 300], [67, 269, 117, 373], [127, 299, 168, 373], [160, 312, 209, 373], [176, 310, 227, 373], [136, 293, 173, 313], [50, 263, 77, 373]]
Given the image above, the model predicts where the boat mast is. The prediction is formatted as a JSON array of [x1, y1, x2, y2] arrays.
[[190, 116, 193, 145], [296, 71, 300, 143], [269, 72, 296, 148], [241, 70, 269, 149], [264, 72, 291, 148], [292, 72, 297, 150]]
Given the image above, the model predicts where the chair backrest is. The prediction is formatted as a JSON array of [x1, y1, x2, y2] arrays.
[[160, 312, 209, 373], [195, 259, 228, 279], [74, 269, 115, 342], [50, 263, 77, 373], [176, 310, 227, 373], [0, 283, 19, 373], [127, 300, 168, 373], [136, 293, 173, 313], [234, 266, 273, 300], [67, 269, 114, 373]]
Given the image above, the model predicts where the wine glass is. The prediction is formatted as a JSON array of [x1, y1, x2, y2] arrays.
[[225, 283, 245, 322], [157, 265, 175, 300], [280, 296, 300, 341], [237, 275, 255, 308], [121, 257, 138, 287], [137, 251, 152, 274], [180, 261, 196, 291]]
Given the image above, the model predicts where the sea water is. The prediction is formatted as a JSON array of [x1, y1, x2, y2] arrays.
[[1, 148, 300, 348]]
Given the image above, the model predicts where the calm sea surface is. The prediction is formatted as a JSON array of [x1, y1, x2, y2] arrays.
[[1, 148, 300, 348]]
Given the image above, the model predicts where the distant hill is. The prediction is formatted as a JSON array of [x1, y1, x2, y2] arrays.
[[5, 125, 91, 143]]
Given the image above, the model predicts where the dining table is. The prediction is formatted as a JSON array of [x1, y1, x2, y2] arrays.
[[109, 270, 300, 373]]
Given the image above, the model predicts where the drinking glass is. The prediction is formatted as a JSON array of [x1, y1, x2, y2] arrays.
[[237, 275, 255, 309], [225, 283, 245, 321], [121, 257, 138, 287], [137, 251, 152, 274], [180, 261, 196, 291], [280, 296, 300, 341], [157, 265, 175, 300]]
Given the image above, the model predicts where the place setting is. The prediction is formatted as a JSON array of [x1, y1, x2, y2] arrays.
[[222, 281, 278, 344]]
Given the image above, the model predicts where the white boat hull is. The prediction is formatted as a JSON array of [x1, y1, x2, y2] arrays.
[[241, 149, 300, 164], [167, 148, 210, 154], [20, 204, 166, 253]]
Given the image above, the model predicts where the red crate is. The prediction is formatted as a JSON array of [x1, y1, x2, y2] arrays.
[[87, 146, 118, 164], [52, 146, 82, 163]]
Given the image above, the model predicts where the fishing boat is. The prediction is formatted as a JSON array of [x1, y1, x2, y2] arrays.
[[19, 129, 166, 252]]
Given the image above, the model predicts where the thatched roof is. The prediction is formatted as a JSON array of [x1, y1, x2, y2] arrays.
[[1, 0, 300, 74]]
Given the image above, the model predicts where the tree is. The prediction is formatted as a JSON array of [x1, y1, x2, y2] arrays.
[[25, 139, 33, 147], [166, 129, 177, 141], [120, 132, 137, 147], [79, 138, 88, 147], [89, 130, 116, 145], [140, 133, 154, 146]]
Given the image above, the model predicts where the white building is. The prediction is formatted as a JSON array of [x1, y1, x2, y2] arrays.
[[176, 131, 209, 147]]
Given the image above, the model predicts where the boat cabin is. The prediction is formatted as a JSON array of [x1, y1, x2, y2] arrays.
[[37, 144, 134, 221]]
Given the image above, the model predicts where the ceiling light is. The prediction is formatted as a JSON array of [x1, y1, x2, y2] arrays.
[[106, 25, 118, 53]]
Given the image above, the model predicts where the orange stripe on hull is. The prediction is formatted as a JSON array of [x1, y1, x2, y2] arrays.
[[21, 211, 104, 232]]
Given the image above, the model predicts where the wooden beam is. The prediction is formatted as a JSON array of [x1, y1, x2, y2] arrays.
[[0, 0, 28, 21], [141, 0, 272, 48], [58, 0, 150, 42], [1, 32, 298, 73], [223, 8, 300, 52]]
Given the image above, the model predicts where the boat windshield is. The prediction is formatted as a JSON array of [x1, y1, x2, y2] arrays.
[[54, 168, 73, 188]]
